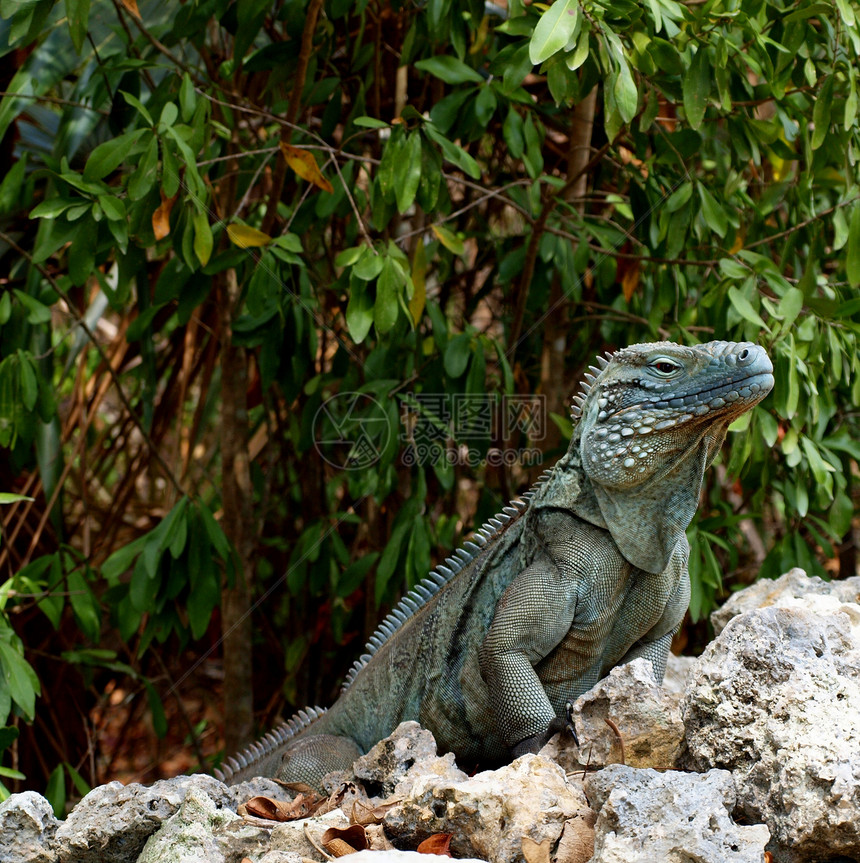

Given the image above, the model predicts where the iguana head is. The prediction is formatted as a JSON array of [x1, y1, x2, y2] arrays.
[[567, 340, 773, 573], [578, 340, 773, 490]]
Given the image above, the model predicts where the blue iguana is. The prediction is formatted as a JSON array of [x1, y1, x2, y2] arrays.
[[215, 340, 773, 787]]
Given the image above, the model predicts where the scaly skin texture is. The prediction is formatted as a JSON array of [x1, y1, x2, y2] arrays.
[[215, 341, 773, 788]]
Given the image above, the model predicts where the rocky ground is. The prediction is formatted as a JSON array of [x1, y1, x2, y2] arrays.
[[2, 567, 859, 863]]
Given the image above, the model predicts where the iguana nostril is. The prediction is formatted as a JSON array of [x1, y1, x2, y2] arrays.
[[738, 347, 751, 362]]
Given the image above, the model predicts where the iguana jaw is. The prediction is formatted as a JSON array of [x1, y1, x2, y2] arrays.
[[580, 341, 773, 492], [572, 340, 773, 573]]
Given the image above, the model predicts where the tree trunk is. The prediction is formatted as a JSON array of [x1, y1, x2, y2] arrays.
[[217, 267, 255, 755], [538, 88, 597, 454]]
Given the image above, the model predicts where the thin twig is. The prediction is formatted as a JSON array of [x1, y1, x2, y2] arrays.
[[604, 718, 625, 765], [0, 91, 109, 115]]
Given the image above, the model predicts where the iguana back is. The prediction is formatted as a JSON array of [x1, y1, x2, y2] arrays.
[[216, 340, 773, 786]]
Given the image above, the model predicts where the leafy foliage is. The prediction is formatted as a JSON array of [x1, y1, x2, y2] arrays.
[[0, 0, 858, 796]]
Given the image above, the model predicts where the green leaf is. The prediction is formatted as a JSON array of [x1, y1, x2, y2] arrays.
[[697, 184, 728, 237], [45, 764, 65, 818], [847, 203, 860, 288], [395, 133, 422, 213], [18, 354, 37, 411], [13, 290, 52, 324], [65, 0, 90, 53], [613, 58, 638, 124], [68, 570, 100, 642], [192, 211, 213, 267], [374, 257, 401, 334], [0, 640, 39, 720], [431, 224, 465, 255], [353, 246, 385, 280], [128, 135, 158, 202], [529, 0, 580, 65], [812, 76, 834, 150], [29, 198, 79, 219], [145, 682, 168, 739], [777, 287, 804, 331], [0, 493, 34, 504], [423, 124, 481, 180], [444, 332, 472, 378], [728, 284, 769, 330], [683, 47, 709, 130], [346, 279, 374, 343], [353, 116, 389, 129], [83, 129, 146, 181], [414, 56, 484, 85], [665, 181, 692, 213]]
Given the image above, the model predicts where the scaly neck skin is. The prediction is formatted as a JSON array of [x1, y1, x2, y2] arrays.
[[558, 340, 773, 573]]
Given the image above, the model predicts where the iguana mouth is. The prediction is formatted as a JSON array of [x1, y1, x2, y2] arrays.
[[612, 369, 775, 422]]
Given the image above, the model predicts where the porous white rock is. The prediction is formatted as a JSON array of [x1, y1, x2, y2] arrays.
[[0, 790, 59, 863], [662, 652, 697, 694], [566, 657, 684, 770], [352, 721, 466, 798], [267, 808, 351, 857], [684, 603, 860, 862], [710, 567, 860, 635], [584, 764, 770, 863], [54, 773, 235, 863], [136, 785, 262, 863], [383, 753, 589, 863]]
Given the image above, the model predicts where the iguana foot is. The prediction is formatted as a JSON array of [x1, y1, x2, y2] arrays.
[[510, 702, 579, 758]]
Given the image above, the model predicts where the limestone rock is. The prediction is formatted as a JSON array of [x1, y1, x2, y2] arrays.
[[710, 567, 860, 635], [383, 754, 589, 863], [662, 652, 697, 694], [0, 790, 59, 863], [229, 777, 294, 809], [136, 785, 270, 863], [258, 853, 303, 863], [345, 852, 488, 863], [683, 604, 860, 862], [584, 764, 770, 863], [348, 721, 466, 800], [267, 808, 350, 857], [568, 658, 684, 770], [54, 773, 235, 863]]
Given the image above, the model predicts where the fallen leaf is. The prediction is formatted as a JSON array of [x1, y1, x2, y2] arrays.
[[321, 824, 369, 857], [555, 811, 597, 863], [417, 833, 453, 856], [350, 797, 402, 826], [315, 781, 368, 818], [151, 191, 176, 241], [521, 836, 552, 863], [280, 142, 334, 193], [227, 223, 273, 248], [240, 792, 321, 822]]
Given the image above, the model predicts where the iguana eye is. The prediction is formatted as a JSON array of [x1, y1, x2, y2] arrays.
[[650, 358, 682, 376]]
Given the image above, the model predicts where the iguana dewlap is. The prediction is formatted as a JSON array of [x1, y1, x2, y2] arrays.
[[216, 340, 773, 787]]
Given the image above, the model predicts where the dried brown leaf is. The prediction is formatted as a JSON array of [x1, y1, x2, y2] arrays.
[[321, 825, 369, 857], [417, 833, 453, 856], [349, 797, 402, 826], [280, 142, 334, 193], [241, 792, 321, 822], [121, 0, 141, 17], [151, 191, 176, 241], [555, 811, 597, 863], [521, 836, 552, 863]]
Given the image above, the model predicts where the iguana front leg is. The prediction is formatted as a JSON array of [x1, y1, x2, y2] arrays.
[[478, 554, 578, 757]]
